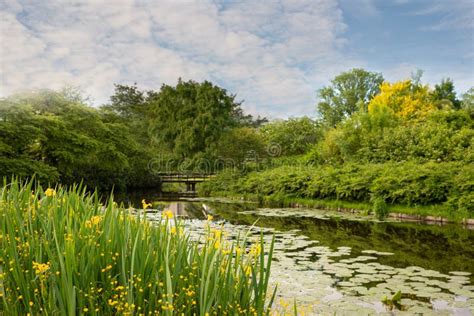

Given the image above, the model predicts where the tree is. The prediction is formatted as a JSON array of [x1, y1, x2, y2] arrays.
[[462, 87, 474, 110], [107, 84, 147, 118], [316, 68, 384, 127], [216, 127, 266, 166], [0, 90, 153, 190], [232, 107, 268, 127], [146, 79, 243, 158], [368, 80, 435, 119], [431, 78, 462, 110], [260, 117, 322, 156]]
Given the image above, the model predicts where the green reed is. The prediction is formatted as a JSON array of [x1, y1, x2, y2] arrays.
[[0, 180, 276, 315]]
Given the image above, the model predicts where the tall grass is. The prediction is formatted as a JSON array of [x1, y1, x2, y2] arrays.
[[0, 180, 276, 315]]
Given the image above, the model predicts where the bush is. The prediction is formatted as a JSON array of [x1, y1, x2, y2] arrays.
[[307, 109, 473, 164], [370, 162, 456, 205], [372, 196, 389, 220], [0, 157, 59, 183], [204, 161, 473, 217]]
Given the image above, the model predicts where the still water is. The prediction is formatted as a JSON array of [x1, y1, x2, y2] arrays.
[[125, 197, 474, 315]]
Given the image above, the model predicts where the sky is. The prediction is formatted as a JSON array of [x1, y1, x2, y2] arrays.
[[1, 0, 473, 118]]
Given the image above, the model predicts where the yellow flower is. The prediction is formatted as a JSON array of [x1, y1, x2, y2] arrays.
[[45, 188, 56, 197], [249, 243, 261, 256], [162, 210, 173, 219], [207, 214, 213, 221], [32, 261, 50, 275], [245, 266, 251, 276], [85, 215, 102, 228], [141, 199, 152, 209], [170, 227, 177, 234], [211, 229, 222, 239]]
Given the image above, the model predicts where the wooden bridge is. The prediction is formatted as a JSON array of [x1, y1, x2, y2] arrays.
[[158, 173, 214, 193]]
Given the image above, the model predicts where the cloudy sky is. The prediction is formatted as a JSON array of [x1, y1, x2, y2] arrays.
[[1, 0, 473, 118]]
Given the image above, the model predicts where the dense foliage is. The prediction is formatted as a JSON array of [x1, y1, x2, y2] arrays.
[[202, 162, 473, 219], [1, 70, 473, 218], [0, 90, 154, 191], [0, 82, 264, 190], [317, 69, 384, 127], [105, 80, 267, 171], [260, 117, 322, 156], [0, 180, 276, 314], [202, 71, 473, 219], [307, 108, 473, 164]]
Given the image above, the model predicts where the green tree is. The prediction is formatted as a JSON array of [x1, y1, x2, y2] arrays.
[[146, 79, 244, 158], [216, 127, 266, 166], [462, 87, 474, 110], [107, 84, 148, 118], [431, 78, 462, 110], [317, 68, 384, 127], [0, 90, 153, 190], [260, 117, 322, 156], [106, 80, 265, 161]]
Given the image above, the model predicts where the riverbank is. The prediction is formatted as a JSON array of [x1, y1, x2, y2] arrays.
[[199, 161, 473, 224], [200, 191, 474, 225]]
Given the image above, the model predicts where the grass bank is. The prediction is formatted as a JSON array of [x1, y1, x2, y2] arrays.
[[203, 191, 467, 223], [200, 161, 474, 222], [0, 180, 276, 315]]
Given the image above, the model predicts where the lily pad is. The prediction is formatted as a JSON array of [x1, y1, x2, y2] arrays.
[[449, 271, 472, 277]]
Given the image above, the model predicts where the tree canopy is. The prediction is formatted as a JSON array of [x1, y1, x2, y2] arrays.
[[431, 78, 462, 110], [1, 70, 472, 195], [368, 80, 435, 119], [317, 68, 384, 127]]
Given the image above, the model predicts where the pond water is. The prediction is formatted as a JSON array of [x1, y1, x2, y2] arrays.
[[128, 198, 474, 315]]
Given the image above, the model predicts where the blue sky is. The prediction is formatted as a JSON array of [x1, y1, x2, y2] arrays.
[[1, 0, 473, 118]]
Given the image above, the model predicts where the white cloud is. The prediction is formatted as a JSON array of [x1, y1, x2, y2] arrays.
[[0, 0, 352, 118], [412, 0, 474, 31]]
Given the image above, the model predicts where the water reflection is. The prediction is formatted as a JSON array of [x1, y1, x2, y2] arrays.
[[139, 200, 474, 315]]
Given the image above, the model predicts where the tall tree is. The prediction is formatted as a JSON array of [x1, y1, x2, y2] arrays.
[[431, 78, 462, 110], [146, 79, 243, 158], [317, 68, 384, 127], [107, 84, 147, 118]]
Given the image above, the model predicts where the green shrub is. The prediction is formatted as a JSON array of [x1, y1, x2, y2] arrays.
[[204, 161, 473, 218], [372, 196, 389, 220], [0, 157, 59, 183], [307, 109, 473, 164]]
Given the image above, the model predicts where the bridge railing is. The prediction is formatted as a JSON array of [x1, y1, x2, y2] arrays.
[[157, 173, 215, 182]]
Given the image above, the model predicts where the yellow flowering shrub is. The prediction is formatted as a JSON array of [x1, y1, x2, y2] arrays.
[[368, 80, 436, 119]]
